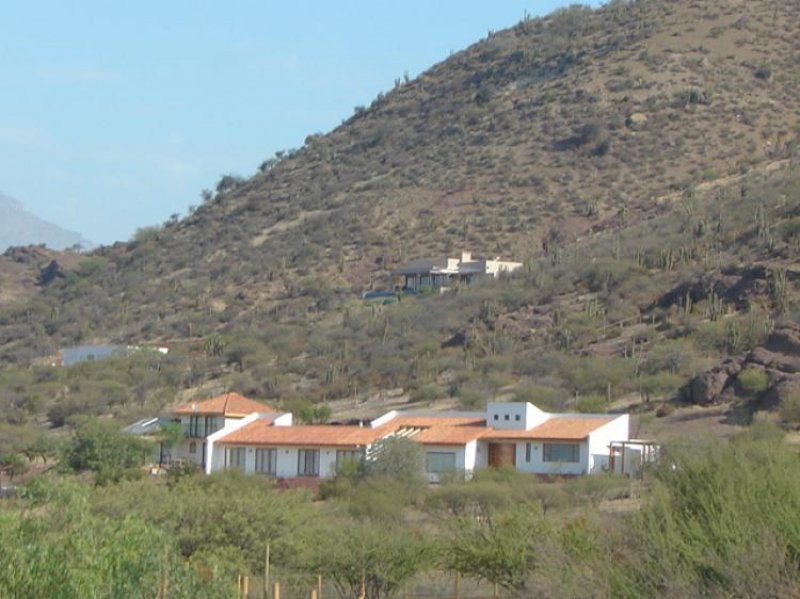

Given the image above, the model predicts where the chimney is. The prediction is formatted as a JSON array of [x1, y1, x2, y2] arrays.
[[460, 251, 472, 263]]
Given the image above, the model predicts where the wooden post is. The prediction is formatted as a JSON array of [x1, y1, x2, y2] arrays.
[[454, 572, 461, 599], [243, 576, 249, 598], [317, 574, 323, 599], [494, 582, 499, 598], [359, 570, 366, 599], [272, 582, 281, 599], [311, 590, 318, 599], [265, 544, 271, 599]]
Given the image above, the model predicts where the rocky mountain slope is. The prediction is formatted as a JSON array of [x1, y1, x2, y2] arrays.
[[0, 0, 797, 435]]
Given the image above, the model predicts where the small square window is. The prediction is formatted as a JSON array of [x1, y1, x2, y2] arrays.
[[504, 414, 510, 421], [493, 414, 499, 421], [515, 415, 521, 421]]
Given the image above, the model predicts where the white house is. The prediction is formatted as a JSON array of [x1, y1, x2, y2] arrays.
[[205, 400, 639, 481], [169, 392, 283, 469], [393, 251, 522, 292]]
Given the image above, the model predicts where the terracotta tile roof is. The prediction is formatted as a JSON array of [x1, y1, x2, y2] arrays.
[[218, 421, 381, 447], [172, 392, 277, 417], [413, 426, 489, 445], [482, 417, 616, 441], [380, 416, 486, 431]]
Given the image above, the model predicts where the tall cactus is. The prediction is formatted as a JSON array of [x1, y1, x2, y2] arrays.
[[770, 269, 788, 314]]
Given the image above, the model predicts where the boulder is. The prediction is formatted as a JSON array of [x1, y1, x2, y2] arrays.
[[765, 326, 800, 357], [763, 375, 800, 410], [690, 368, 732, 405]]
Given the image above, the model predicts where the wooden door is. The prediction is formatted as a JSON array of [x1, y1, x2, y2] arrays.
[[488, 443, 516, 468]]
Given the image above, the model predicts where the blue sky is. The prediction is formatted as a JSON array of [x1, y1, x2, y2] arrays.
[[0, 1, 599, 246]]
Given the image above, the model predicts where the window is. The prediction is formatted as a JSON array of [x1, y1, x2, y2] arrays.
[[336, 450, 363, 471], [188, 415, 220, 437], [297, 449, 320, 477], [542, 443, 580, 463], [515, 414, 521, 421], [426, 452, 456, 473], [493, 414, 499, 421], [525, 443, 531, 463], [189, 441, 197, 454], [225, 447, 246, 471], [255, 448, 277, 475], [504, 414, 510, 421]]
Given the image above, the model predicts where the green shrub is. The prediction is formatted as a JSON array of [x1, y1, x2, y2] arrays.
[[779, 391, 800, 424], [738, 367, 769, 396], [575, 394, 607, 413]]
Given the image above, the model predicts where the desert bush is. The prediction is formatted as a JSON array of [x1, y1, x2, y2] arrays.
[[738, 367, 770, 396], [614, 435, 800, 597], [780, 391, 800, 424]]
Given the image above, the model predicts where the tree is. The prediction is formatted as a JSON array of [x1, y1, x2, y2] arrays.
[[446, 505, 551, 593], [0, 479, 235, 598], [295, 401, 332, 424], [23, 435, 58, 464], [362, 436, 425, 487], [312, 521, 435, 599], [61, 419, 152, 484]]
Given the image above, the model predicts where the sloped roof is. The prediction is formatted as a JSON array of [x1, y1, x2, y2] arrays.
[[482, 416, 616, 441], [218, 421, 381, 447], [172, 392, 277, 417], [414, 426, 488, 445], [381, 415, 487, 431]]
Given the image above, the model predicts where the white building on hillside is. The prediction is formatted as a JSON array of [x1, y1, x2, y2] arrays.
[[193, 397, 637, 481], [393, 251, 522, 292], [168, 393, 288, 469]]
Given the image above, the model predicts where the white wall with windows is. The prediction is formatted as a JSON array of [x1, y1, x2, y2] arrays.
[[522, 439, 589, 475], [486, 402, 548, 431], [213, 445, 367, 478], [423, 441, 478, 482], [204, 412, 293, 475]]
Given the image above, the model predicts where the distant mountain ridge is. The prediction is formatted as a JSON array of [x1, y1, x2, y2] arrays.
[[0, 192, 92, 251]]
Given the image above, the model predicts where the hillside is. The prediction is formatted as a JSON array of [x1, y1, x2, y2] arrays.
[[0, 0, 798, 442], [0, 193, 92, 252]]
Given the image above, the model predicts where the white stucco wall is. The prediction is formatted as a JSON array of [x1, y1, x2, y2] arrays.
[[486, 402, 548, 430], [424, 444, 468, 483], [587, 415, 630, 474], [170, 439, 204, 466], [213, 445, 362, 479], [273, 447, 340, 478], [205, 413, 277, 475], [506, 440, 590, 476], [463, 440, 478, 474]]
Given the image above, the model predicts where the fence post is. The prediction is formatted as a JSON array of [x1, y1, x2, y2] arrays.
[[317, 574, 323, 599], [244, 576, 249, 598], [454, 572, 461, 599], [265, 544, 271, 599], [273, 582, 281, 599]]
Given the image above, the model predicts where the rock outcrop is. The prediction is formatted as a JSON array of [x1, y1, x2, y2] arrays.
[[687, 324, 800, 406]]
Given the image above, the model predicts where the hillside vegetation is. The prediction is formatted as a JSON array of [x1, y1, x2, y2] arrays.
[[0, 0, 798, 445]]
